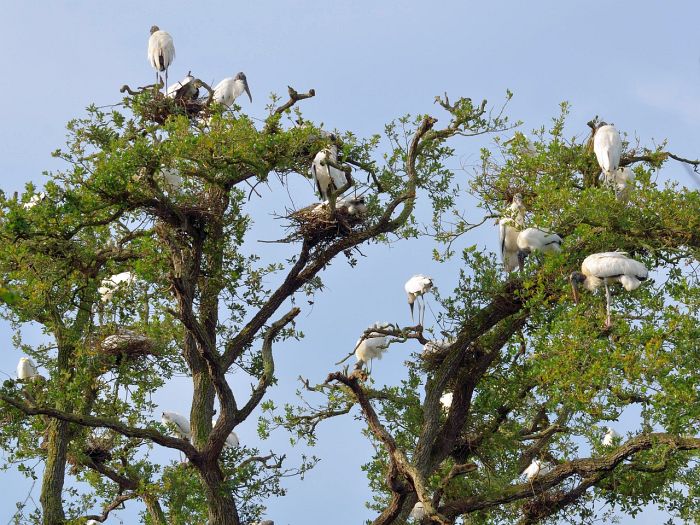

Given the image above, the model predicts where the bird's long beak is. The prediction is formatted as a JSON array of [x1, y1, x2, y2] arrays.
[[409, 301, 415, 321], [570, 278, 579, 304], [244, 80, 252, 103]]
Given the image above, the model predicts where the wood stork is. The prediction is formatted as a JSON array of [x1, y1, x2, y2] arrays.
[[608, 167, 635, 201], [16, 357, 39, 380], [440, 392, 453, 412], [310, 145, 349, 202], [213, 72, 252, 108], [570, 251, 648, 328], [161, 411, 191, 440], [405, 275, 434, 326], [167, 72, 199, 101], [98, 271, 135, 302], [355, 322, 391, 369], [602, 427, 620, 446], [593, 124, 622, 182], [86, 520, 98, 525], [312, 196, 367, 216], [422, 338, 454, 355], [212, 418, 240, 448], [499, 193, 526, 272], [522, 458, 545, 481], [516, 228, 562, 269], [147, 26, 175, 91], [23, 192, 46, 210], [409, 502, 425, 521]]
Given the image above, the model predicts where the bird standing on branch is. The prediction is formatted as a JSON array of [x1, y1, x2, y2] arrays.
[[405, 275, 434, 326], [147, 25, 175, 92], [213, 72, 252, 108], [499, 193, 526, 272], [570, 251, 648, 328], [16, 357, 39, 380], [593, 123, 622, 184], [310, 145, 348, 202]]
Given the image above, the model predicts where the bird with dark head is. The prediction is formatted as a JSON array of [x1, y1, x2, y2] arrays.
[[213, 72, 253, 107], [147, 25, 175, 91]]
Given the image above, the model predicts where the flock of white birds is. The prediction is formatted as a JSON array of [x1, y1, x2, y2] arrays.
[[10, 27, 649, 524]]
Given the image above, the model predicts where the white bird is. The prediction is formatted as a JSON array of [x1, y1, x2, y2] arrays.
[[147, 26, 175, 91], [355, 322, 391, 369], [602, 427, 620, 446], [161, 411, 191, 440], [570, 251, 648, 328], [213, 72, 252, 107], [522, 458, 545, 481], [98, 271, 135, 302], [23, 192, 46, 210], [405, 275, 434, 326], [159, 166, 182, 192], [504, 132, 536, 156], [102, 330, 150, 352], [440, 392, 453, 412], [16, 357, 39, 380], [499, 194, 526, 272], [409, 502, 425, 521], [166, 73, 199, 101], [310, 145, 349, 201], [593, 124, 622, 182], [86, 520, 99, 525], [312, 196, 367, 216], [212, 418, 240, 448], [422, 338, 454, 355], [608, 166, 635, 201], [516, 228, 562, 269]]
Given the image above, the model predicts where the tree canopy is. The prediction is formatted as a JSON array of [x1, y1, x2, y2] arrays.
[[2, 74, 700, 525]]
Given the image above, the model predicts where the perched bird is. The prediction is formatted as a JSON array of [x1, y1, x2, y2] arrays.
[[147, 26, 175, 90], [16, 357, 39, 380], [440, 392, 453, 412], [570, 251, 648, 328], [101, 330, 150, 352], [522, 458, 546, 481], [355, 322, 391, 369], [212, 418, 240, 448], [23, 192, 46, 210], [405, 275, 434, 326], [167, 72, 199, 101], [159, 166, 182, 192], [608, 166, 635, 201], [312, 196, 367, 216], [593, 124, 622, 182], [98, 271, 135, 302], [516, 228, 562, 269], [86, 521, 99, 525], [504, 132, 536, 157], [499, 194, 526, 272], [602, 427, 620, 446], [422, 338, 454, 355], [310, 145, 349, 201], [161, 412, 191, 440], [213, 72, 252, 107], [409, 502, 425, 521]]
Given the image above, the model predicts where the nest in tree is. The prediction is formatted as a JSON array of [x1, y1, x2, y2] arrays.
[[100, 330, 155, 360], [85, 441, 113, 464], [521, 490, 564, 518], [284, 198, 368, 244], [420, 338, 456, 369]]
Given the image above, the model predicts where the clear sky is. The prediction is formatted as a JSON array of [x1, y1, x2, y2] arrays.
[[0, 1, 698, 523]]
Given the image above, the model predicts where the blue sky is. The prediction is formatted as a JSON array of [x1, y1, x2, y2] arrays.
[[0, 1, 699, 523]]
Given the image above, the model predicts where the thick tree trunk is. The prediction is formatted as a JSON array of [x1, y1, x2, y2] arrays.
[[197, 460, 240, 525], [191, 369, 215, 448], [40, 418, 69, 525]]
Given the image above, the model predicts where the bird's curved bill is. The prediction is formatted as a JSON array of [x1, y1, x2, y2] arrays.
[[244, 80, 252, 103], [570, 281, 579, 304]]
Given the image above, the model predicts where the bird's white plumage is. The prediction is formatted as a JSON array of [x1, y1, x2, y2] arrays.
[[98, 271, 135, 302], [17, 357, 39, 380], [23, 192, 46, 210], [160, 166, 182, 191], [602, 427, 620, 446], [522, 458, 544, 480], [499, 219, 521, 272], [516, 228, 562, 255], [212, 418, 240, 448], [213, 75, 252, 107], [102, 330, 149, 352], [409, 502, 425, 521], [311, 145, 348, 201], [147, 29, 175, 73], [166, 73, 195, 99], [162, 411, 191, 439], [608, 167, 635, 201], [405, 275, 433, 296], [440, 392, 453, 411], [312, 197, 367, 216], [580, 252, 648, 292], [422, 338, 454, 355], [86, 520, 99, 525], [355, 322, 391, 364], [593, 124, 622, 176]]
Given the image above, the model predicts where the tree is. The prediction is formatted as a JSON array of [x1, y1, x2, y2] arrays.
[[0, 80, 510, 524]]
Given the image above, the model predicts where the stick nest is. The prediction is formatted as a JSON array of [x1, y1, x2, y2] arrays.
[[141, 95, 212, 125], [99, 329, 155, 359], [285, 200, 367, 244]]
